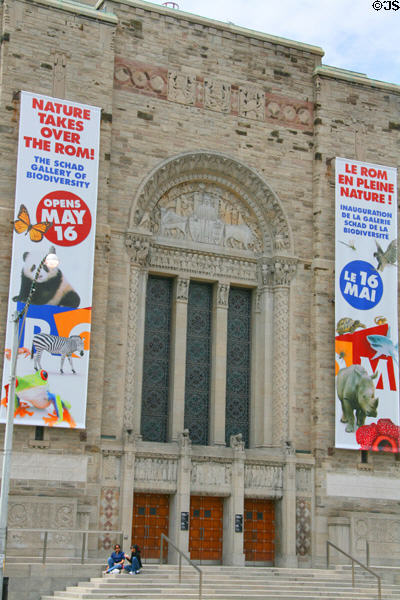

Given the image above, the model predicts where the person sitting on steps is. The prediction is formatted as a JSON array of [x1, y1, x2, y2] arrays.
[[124, 544, 142, 574], [103, 544, 125, 574]]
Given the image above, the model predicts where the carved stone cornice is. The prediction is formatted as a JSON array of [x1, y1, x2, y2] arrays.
[[150, 243, 257, 283], [260, 257, 297, 287], [125, 232, 151, 266]]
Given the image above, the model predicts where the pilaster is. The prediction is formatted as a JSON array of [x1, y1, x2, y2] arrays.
[[120, 432, 137, 545], [261, 258, 297, 447], [277, 445, 298, 567], [124, 232, 151, 437], [210, 282, 229, 446], [169, 430, 192, 562], [169, 277, 189, 441], [223, 434, 246, 565]]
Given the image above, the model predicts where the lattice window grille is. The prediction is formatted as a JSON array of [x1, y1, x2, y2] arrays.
[[141, 276, 172, 442]]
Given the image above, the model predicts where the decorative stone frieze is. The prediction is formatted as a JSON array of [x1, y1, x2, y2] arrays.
[[244, 464, 283, 490], [149, 244, 257, 283], [191, 461, 232, 486], [114, 57, 313, 131], [134, 457, 178, 482]]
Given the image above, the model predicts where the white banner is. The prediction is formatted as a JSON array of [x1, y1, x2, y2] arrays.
[[1, 91, 100, 429], [335, 158, 399, 451]]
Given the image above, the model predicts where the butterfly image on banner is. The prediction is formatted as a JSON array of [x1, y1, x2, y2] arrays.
[[14, 204, 53, 242]]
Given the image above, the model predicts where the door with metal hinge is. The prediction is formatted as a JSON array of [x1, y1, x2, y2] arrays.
[[189, 496, 223, 562], [244, 498, 275, 564], [131, 493, 169, 560]]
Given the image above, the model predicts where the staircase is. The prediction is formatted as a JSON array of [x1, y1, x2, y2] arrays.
[[41, 564, 400, 600]]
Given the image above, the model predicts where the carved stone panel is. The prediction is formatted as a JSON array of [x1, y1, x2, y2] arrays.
[[6, 496, 77, 557], [102, 453, 122, 482], [153, 182, 262, 254], [204, 79, 231, 113], [99, 487, 120, 551], [239, 86, 265, 121], [191, 461, 232, 487], [244, 464, 283, 491], [135, 457, 178, 483], [296, 467, 312, 496], [168, 71, 197, 105], [351, 512, 400, 562], [296, 497, 311, 556]]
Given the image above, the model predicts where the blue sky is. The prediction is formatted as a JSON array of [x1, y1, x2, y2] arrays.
[[160, 0, 400, 86]]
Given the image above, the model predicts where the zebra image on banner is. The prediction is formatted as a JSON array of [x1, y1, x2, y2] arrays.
[[335, 157, 399, 451], [1, 91, 100, 428]]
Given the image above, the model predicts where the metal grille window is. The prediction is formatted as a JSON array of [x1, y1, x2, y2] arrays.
[[184, 281, 212, 445], [141, 275, 172, 442], [225, 287, 251, 447]]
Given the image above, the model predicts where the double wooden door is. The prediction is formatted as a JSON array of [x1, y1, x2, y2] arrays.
[[243, 498, 275, 563], [189, 496, 223, 562], [131, 493, 169, 559]]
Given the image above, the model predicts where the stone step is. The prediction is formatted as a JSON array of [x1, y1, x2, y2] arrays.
[[41, 565, 400, 600]]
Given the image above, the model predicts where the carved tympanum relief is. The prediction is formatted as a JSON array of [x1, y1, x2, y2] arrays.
[[153, 183, 262, 253]]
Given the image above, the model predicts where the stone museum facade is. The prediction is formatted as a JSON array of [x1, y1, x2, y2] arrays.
[[0, 0, 400, 569]]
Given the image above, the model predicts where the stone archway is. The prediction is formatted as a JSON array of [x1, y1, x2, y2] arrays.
[[129, 150, 293, 258]]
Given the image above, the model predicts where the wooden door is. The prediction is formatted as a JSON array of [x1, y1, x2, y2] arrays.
[[244, 498, 275, 563], [189, 496, 223, 562], [132, 493, 169, 559]]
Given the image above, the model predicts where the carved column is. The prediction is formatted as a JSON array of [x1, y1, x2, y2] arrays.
[[223, 434, 245, 565], [169, 278, 189, 441], [252, 282, 274, 447], [169, 430, 192, 562], [262, 258, 297, 567], [210, 282, 229, 446], [124, 233, 150, 437], [262, 259, 297, 447]]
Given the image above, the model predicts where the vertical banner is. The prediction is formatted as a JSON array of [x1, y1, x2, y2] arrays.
[[335, 158, 399, 451], [1, 91, 100, 429]]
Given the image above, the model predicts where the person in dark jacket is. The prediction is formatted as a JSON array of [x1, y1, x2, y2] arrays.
[[124, 544, 142, 574]]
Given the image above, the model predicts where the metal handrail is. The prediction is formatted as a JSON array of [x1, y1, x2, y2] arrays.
[[5, 528, 123, 565], [160, 533, 202, 600], [326, 540, 381, 600]]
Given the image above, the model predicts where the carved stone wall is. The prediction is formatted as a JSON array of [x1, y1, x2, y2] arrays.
[[7, 496, 77, 556], [351, 512, 400, 562]]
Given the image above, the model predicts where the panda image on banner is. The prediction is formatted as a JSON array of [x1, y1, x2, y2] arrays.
[[13, 246, 80, 308]]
